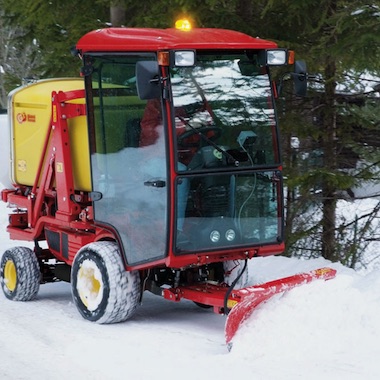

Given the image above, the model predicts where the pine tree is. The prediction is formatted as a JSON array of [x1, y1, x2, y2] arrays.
[[262, 0, 380, 265], [1, 0, 109, 78], [0, 4, 41, 107]]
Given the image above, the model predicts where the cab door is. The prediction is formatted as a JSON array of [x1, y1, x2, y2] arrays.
[[85, 54, 168, 265]]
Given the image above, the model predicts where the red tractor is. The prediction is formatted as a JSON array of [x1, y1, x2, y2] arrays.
[[0, 20, 335, 346]]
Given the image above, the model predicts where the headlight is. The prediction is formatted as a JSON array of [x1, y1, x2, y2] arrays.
[[210, 230, 221, 243], [225, 229, 236, 242]]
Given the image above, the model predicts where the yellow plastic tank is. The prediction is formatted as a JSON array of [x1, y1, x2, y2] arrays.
[[8, 78, 91, 191]]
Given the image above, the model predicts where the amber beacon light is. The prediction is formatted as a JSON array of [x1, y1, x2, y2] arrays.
[[175, 19, 192, 31]]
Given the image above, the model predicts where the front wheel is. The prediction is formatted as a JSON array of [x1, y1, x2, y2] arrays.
[[71, 241, 141, 324], [0, 246, 40, 301]]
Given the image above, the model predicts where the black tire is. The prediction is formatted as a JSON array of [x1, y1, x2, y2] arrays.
[[0, 246, 40, 301], [193, 302, 213, 309], [71, 241, 141, 324]]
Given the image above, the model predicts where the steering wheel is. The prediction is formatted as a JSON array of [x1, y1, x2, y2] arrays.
[[177, 126, 222, 148]]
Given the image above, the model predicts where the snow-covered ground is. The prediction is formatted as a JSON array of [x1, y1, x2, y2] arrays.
[[1, 198, 380, 379]]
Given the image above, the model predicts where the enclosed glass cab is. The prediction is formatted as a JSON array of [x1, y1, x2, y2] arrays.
[[82, 49, 283, 265]]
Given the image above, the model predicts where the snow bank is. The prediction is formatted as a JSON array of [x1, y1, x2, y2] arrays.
[[0, 114, 12, 189], [231, 258, 380, 379]]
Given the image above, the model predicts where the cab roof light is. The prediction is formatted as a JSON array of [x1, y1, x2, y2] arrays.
[[267, 49, 287, 65], [174, 50, 195, 67], [259, 49, 288, 66]]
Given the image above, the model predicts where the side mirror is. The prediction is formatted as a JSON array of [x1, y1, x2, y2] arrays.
[[292, 60, 307, 97], [136, 61, 160, 100]]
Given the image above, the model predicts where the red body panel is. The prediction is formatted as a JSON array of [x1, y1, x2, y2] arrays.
[[76, 28, 278, 53], [163, 242, 285, 269]]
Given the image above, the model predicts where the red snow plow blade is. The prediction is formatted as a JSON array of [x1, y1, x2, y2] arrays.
[[225, 267, 337, 347]]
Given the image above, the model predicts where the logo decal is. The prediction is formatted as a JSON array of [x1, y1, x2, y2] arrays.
[[16, 112, 36, 124], [16, 113, 27, 124]]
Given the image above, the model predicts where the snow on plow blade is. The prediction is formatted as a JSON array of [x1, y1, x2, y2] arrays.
[[225, 267, 337, 347]]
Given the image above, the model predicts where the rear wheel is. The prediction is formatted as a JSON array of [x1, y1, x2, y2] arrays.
[[71, 241, 141, 324], [0, 246, 40, 301]]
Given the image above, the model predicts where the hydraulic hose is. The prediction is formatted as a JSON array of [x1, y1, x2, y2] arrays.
[[223, 259, 248, 315]]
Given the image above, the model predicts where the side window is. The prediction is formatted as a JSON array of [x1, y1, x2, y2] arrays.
[[92, 63, 146, 153]]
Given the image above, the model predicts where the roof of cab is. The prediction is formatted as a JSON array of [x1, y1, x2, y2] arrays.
[[76, 27, 278, 53]]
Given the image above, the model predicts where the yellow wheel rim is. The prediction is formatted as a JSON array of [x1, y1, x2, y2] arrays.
[[78, 266, 101, 309], [4, 260, 17, 292]]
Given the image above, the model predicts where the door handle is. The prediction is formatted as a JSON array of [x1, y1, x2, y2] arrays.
[[144, 180, 166, 188]]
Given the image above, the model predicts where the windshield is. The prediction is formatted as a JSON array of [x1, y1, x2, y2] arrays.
[[172, 54, 279, 171], [171, 53, 283, 253]]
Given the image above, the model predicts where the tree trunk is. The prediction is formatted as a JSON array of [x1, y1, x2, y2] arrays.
[[110, 1, 126, 27], [320, 1, 339, 261], [321, 56, 338, 261], [236, 0, 253, 24], [283, 130, 295, 256]]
